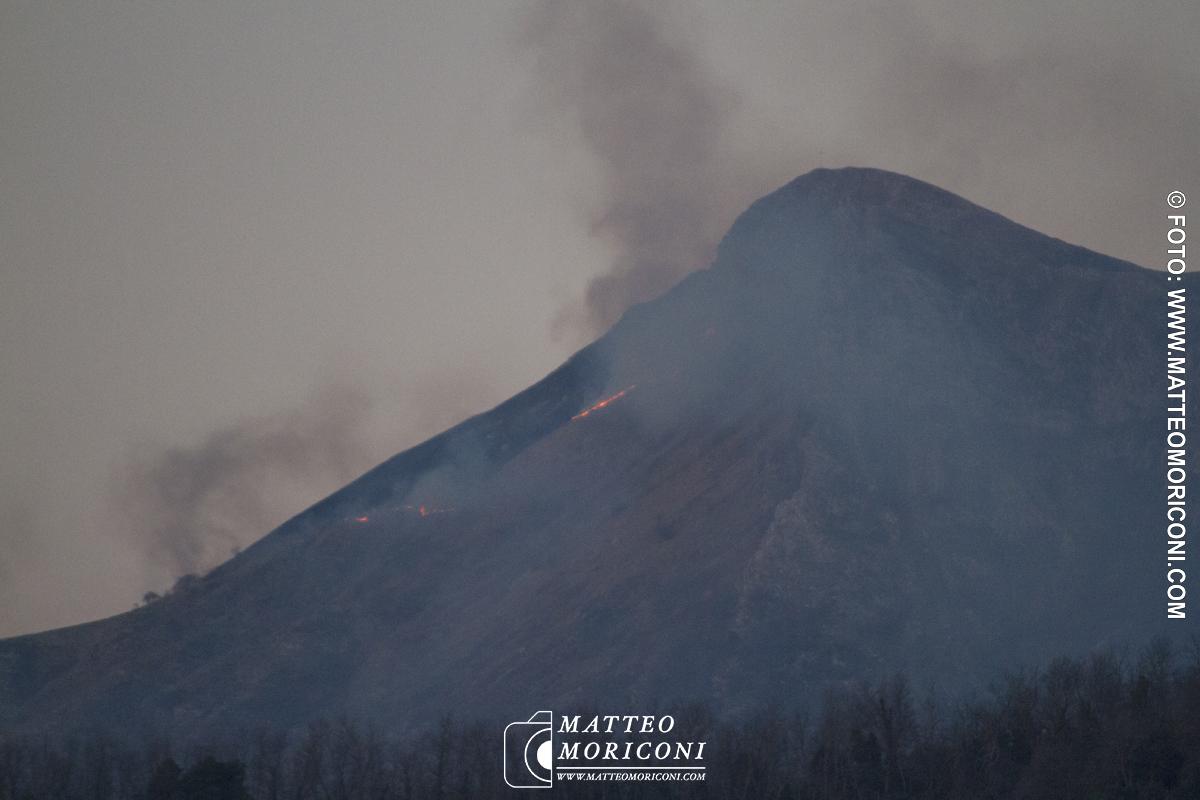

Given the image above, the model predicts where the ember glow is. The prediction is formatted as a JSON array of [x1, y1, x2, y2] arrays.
[[571, 385, 637, 421], [402, 503, 453, 517], [345, 503, 454, 527]]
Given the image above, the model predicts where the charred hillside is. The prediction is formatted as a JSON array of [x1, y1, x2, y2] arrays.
[[0, 168, 1187, 739]]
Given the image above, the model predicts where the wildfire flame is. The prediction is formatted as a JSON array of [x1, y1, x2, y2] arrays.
[[401, 503, 453, 517], [571, 385, 636, 421], [347, 503, 454, 526]]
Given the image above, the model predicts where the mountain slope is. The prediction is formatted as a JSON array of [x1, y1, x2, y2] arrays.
[[0, 168, 1185, 737]]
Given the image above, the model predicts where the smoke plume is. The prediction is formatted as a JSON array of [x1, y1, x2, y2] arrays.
[[522, 0, 1199, 339], [110, 383, 377, 582], [521, 0, 768, 337]]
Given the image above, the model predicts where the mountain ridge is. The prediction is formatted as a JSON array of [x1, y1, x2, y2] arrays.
[[0, 167, 1187, 739]]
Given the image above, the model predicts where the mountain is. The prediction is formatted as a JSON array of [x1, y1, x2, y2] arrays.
[[0, 168, 1186, 739]]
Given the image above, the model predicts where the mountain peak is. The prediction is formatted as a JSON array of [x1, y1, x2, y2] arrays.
[[741, 166, 996, 230], [710, 165, 1137, 288], [782, 165, 953, 199]]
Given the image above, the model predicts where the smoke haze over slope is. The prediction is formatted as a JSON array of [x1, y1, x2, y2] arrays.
[[0, 0, 1196, 635], [0, 169, 1184, 738]]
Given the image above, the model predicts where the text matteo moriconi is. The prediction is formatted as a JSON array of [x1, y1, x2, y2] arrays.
[[1167, 203, 1187, 619]]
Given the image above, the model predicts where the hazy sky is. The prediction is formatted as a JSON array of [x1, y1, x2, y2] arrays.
[[2, 0, 1197, 637]]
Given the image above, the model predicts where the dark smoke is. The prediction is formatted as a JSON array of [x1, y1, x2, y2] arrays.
[[521, 0, 770, 338], [522, 0, 1199, 336], [110, 383, 377, 582]]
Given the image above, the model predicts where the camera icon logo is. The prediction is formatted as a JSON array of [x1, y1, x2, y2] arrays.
[[503, 711, 554, 789]]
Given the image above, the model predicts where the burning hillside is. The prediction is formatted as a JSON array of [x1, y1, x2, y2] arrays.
[[572, 385, 637, 420]]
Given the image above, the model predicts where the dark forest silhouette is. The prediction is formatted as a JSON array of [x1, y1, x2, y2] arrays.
[[2, 638, 1198, 798]]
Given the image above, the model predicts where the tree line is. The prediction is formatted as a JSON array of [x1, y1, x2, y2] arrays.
[[2, 638, 1198, 799]]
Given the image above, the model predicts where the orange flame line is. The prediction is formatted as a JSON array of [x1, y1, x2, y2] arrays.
[[571, 384, 637, 421]]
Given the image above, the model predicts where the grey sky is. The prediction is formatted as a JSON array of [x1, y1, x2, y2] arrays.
[[1, 0, 1196, 636]]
